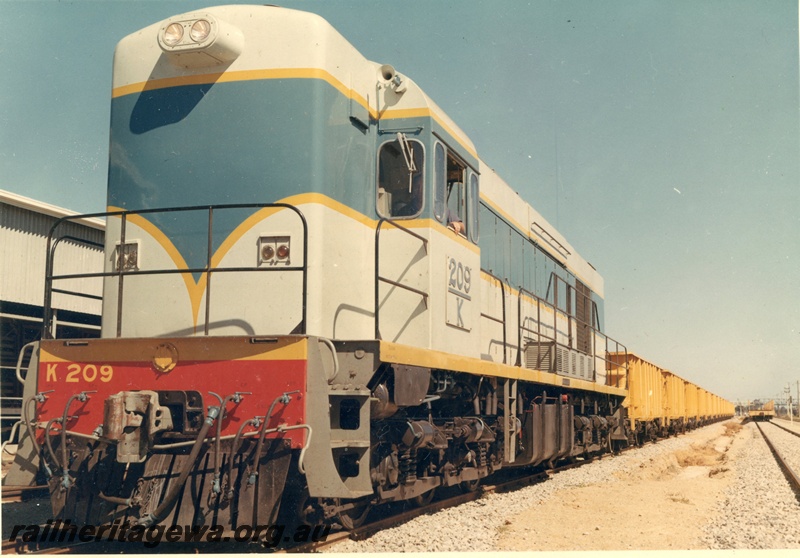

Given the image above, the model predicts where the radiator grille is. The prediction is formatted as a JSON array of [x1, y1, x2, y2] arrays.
[[525, 341, 592, 380]]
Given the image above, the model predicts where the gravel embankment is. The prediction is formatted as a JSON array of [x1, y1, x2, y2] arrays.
[[327, 434, 700, 553], [701, 422, 800, 550]]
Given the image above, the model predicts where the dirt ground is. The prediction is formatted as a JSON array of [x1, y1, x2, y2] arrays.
[[498, 420, 744, 551]]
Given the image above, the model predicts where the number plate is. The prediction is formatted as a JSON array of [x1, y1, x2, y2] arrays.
[[446, 256, 472, 331]]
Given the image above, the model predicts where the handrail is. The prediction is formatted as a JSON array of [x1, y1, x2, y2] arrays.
[[374, 217, 429, 340], [479, 269, 507, 364], [15, 342, 37, 385], [517, 285, 562, 367], [43, 203, 308, 339], [602, 339, 629, 389], [513, 282, 628, 386], [42, 234, 105, 338]]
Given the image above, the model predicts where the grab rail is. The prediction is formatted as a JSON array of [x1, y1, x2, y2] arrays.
[[479, 269, 508, 364], [517, 285, 563, 368], [374, 218, 429, 340]]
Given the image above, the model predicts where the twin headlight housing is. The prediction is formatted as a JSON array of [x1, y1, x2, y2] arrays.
[[158, 13, 243, 65], [162, 20, 212, 46]]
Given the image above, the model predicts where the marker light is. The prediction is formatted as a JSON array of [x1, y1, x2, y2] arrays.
[[190, 19, 212, 43], [258, 235, 291, 266], [163, 22, 184, 47], [276, 245, 290, 259]]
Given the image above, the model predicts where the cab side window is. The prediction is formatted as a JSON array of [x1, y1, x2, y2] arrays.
[[377, 136, 424, 218], [438, 147, 475, 239]]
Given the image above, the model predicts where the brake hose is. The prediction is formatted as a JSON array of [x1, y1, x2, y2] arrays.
[[138, 403, 219, 527]]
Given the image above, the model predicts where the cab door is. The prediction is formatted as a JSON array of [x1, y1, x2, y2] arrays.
[[432, 141, 481, 358], [375, 134, 431, 346]]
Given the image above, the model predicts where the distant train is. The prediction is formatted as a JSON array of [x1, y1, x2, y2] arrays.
[[11, 5, 733, 536], [746, 400, 776, 422]]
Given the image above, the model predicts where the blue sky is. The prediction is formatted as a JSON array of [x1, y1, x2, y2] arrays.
[[1, 0, 798, 404]]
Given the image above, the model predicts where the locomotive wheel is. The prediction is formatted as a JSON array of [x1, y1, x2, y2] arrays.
[[297, 490, 324, 525], [335, 497, 372, 530], [411, 487, 435, 507], [459, 478, 480, 493]]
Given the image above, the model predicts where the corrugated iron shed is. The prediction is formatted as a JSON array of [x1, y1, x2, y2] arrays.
[[1, 190, 105, 314]]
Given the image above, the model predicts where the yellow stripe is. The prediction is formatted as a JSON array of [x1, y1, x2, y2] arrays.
[[112, 67, 477, 160], [121, 212, 202, 323], [108, 194, 478, 328], [380, 108, 477, 160], [379, 340, 627, 397], [210, 205, 288, 268], [39, 337, 307, 363], [479, 270, 554, 315]]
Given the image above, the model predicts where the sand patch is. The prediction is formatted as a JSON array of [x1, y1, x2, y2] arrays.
[[497, 421, 745, 551]]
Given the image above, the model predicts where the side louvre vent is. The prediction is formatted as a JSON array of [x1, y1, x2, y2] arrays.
[[525, 342, 592, 380]]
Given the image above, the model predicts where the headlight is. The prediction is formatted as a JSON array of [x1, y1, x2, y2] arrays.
[[190, 19, 212, 43], [157, 13, 243, 66], [163, 22, 184, 46]]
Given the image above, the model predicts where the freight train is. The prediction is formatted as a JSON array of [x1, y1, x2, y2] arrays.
[[10, 5, 733, 536], [609, 353, 734, 444]]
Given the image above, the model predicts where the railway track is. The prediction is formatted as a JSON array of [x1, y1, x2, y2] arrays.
[[2, 432, 696, 555], [769, 419, 800, 438], [286, 456, 598, 553], [0, 460, 582, 554], [2, 422, 727, 554], [755, 421, 800, 503]]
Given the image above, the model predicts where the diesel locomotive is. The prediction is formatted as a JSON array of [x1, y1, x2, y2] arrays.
[[10, 5, 732, 536]]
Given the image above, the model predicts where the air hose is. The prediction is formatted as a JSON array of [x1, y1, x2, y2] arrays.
[[137, 404, 219, 528]]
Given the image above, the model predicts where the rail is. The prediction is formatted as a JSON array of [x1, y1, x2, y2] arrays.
[[756, 421, 800, 503], [43, 203, 308, 338], [374, 218, 429, 340], [768, 419, 800, 440]]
